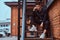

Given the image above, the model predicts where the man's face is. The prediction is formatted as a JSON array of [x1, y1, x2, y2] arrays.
[[35, 5, 41, 10]]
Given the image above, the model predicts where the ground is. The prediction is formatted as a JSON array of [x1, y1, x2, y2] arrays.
[[0, 36, 19, 40]]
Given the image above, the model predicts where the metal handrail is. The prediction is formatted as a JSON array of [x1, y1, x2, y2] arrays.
[[18, 0, 20, 40], [21, 0, 26, 40]]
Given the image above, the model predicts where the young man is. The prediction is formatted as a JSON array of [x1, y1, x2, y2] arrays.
[[32, 4, 43, 26], [31, 4, 47, 38]]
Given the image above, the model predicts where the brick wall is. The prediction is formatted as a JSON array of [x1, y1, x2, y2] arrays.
[[11, 6, 18, 36], [11, 5, 34, 36], [10, 0, 60, 39], [48, 0, 60, 38]]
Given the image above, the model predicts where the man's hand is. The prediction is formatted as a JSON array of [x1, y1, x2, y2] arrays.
[[33, 7, 37, 11], [40, 22, 43, 27], [43, 29, 46, 33]]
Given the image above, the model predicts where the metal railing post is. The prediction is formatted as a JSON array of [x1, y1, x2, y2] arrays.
[[18, 0, 20, 40], [21, 0, 26, 40]]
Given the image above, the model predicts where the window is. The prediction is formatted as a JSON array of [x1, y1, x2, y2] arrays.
[[0, 25, 5, 27], [1, 25, 2, 27], [3, 25, 5, 27], [6, 24, 8, 26]]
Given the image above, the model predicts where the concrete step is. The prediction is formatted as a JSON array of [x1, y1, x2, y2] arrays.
[[25, 38, 52, 40], [25, 31, 43, 37]]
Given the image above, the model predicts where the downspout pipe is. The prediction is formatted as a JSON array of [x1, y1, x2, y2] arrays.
[[21, 0, 26, 40]]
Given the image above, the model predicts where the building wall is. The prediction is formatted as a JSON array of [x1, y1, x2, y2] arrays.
[[10, 0, 60, 38], [48, 0, 60, 38], [11, 5, 36, 36], [0, 22, 11, 36], [11, 6, 18, 36]]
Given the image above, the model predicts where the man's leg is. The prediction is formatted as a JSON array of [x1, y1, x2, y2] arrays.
[[37, 22, 43, 37], [40, 29, 46, 38]]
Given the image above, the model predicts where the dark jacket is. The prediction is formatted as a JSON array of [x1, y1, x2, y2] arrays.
[[31, 10, 43, 24], [31, 9, 49, 30]]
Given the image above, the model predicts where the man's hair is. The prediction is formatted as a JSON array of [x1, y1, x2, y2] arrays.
[[36, 2, 43, 6], [36, 2, 40, 5]]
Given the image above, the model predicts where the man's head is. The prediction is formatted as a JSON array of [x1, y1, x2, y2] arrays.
[[35, 4, 42, 10]]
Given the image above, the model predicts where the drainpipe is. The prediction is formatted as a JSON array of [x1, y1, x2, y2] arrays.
[[21, 0, 26, 40]]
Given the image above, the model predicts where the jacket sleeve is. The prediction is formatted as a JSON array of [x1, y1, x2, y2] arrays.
[[30, 11, 35, 25]]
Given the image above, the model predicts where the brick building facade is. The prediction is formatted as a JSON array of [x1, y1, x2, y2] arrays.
[[5, 0, 60, 40], [48, 0, 60, 38]]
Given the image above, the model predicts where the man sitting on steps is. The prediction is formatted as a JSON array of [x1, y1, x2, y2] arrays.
[[31, 3, 47, 38]]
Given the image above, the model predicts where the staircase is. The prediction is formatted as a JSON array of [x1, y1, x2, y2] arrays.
[[21, 0, 54, 40]]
